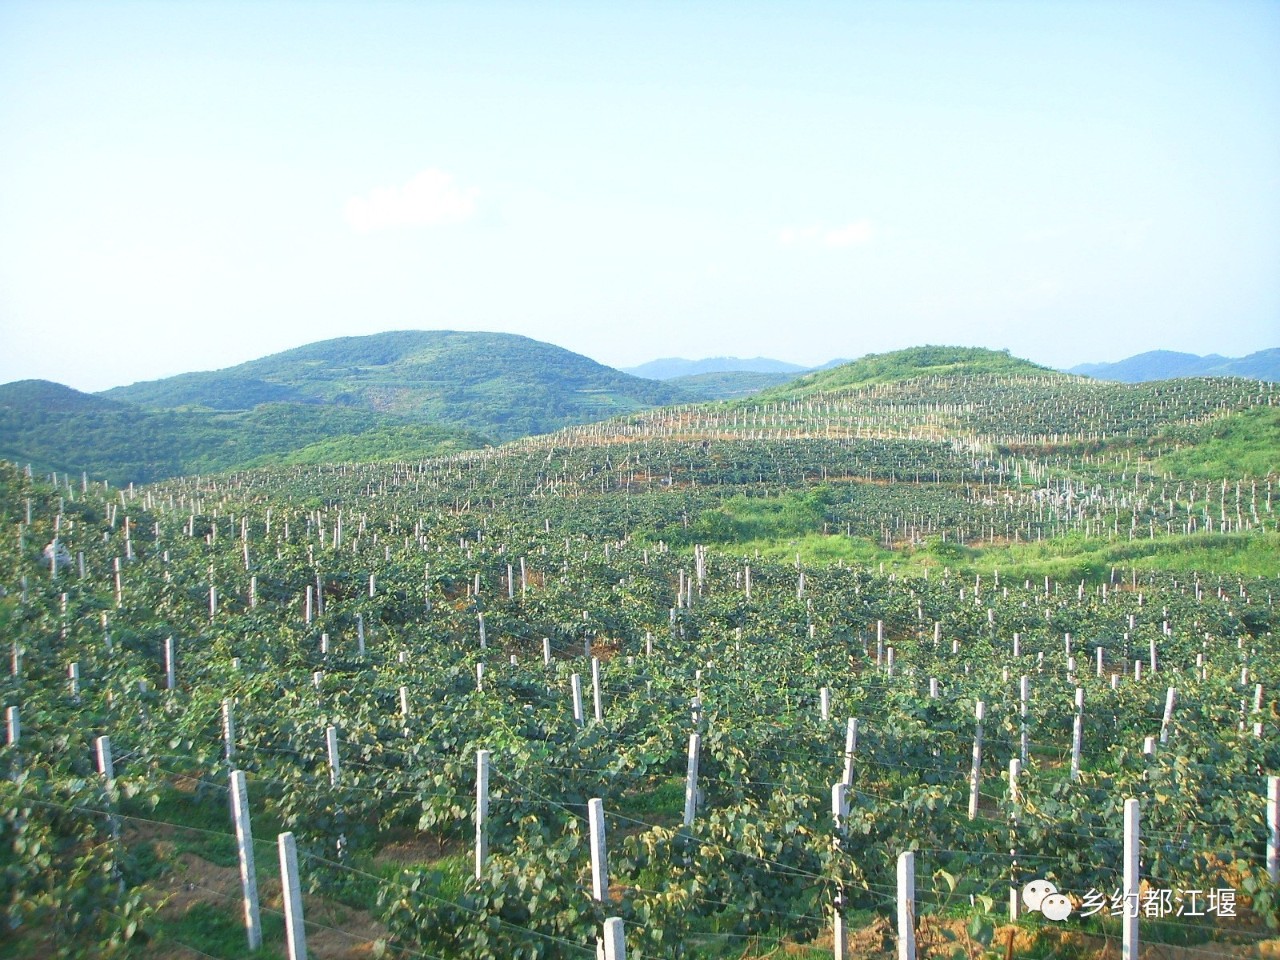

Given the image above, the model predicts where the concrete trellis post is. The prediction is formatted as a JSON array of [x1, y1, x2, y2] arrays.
[[165, 637, 176, 691], [357, 614, 366, 656], [602, 917, 626, 960], [592, 657, 604, 723], [229, 770, 262, 950], [475, 749, 491, 880], [278, 832, 308, 960], [820, 687, 830, 722], [543, 637, 552, 665], [222, 699, 236, 762], [683, 733, 701, 827], [1071, 688, 1084, 781], [96, 735, 119, 838], [1160, 687, 1176, 744], [326, 726, 340, 786], [897, 851, 916, 960], [968, 701, 985, 820], [1019, 676, 1030, 764], [588, 797, 608, 901], [832, 781, 849, 960], [1122, 798, 1140, 960], [1008, 757, 1022, 920], [841, 718, 859, 787], [571, 673, 584, 725], [1268, 777, 1279, 885], [68, 662, 80, 702]]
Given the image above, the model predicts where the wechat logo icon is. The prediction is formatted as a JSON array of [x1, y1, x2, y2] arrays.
[[1023, 879, 1073, 921]]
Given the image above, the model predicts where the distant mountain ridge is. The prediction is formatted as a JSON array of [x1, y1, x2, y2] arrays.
[[1068, 348, 1279, 382], [624, 356, 810, 379]]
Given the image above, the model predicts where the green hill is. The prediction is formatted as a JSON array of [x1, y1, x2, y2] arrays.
[[102, 330, 687, 441], [766, 345, 1055, 397], [0, 379, 485, 486]]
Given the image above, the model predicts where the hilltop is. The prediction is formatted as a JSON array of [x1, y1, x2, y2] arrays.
[[103, 330, 685, 441], [762, 345, 1056, 398]]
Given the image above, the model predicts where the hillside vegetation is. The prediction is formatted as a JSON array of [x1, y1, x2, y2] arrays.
[[0, 380, 485, 486], [102, 330, 687, 441], [2, 339, 1278, 960]]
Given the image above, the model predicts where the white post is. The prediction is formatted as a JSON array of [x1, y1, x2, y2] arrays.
[[5, 706, 17, 746], [968, 701, 985, 820], [571, 673, 584, 725], [543, 637, 552, 666], [96, 734, 119, 838], [602, 917, 626, 960], [1019, 676, 1029, 764], [478, 613, 487, 649], [1009, 757, 1022, 920], [1071, 688, 1083, 781], [832, 781, 849, 960], [96, 734, 114, 780], [326, 726, 340, 786], [897, 851, 916, 960], [68, 662, 80, 702], [592, 657, 604, 723], [475, 749, 490, 880], [229, 770, 262, 950], [588, 797, 608, 901], [165, 637, 176, 690], [357, 613, 365, 656], [399, 686, 410, 721], [278, 832, 308, 960], [1160, 686, 1176, 743], [683, 733, 700, 827], [1122, 798, 1140, 960], [820, 687, 830, 722], [1268, 777, 1279, 885], [842, 718, 858, 786], [209, 585, 217, 620], [222, 699, 236, 762]]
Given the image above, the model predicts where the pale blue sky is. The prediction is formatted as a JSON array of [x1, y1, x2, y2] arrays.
[[1, 0, 1277, 391]]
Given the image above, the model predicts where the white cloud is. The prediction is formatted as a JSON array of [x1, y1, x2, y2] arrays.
[[823, 219, 875, 247], [345, 168, 479, 233], [778, 219, 875, 247]]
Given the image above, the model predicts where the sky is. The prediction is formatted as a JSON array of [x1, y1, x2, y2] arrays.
[[1, 0, 1278, 392]]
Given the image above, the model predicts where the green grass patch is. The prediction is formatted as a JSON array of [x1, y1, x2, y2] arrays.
[[620, 776, 686, 819], [149, 900, 286, 959], [1156, 405, 1280, 479]]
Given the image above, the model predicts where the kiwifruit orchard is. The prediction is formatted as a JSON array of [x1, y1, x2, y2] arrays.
[[3, 359, 1278, 959]]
